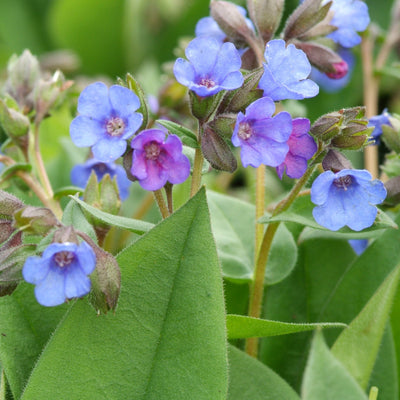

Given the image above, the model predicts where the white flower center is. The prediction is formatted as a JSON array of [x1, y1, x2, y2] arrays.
[[106, 117, 125, 137], [54, 251, 75, 268], [144, 142, 161, 161], [238, 122, 253, 141], [199, 77, 216, 88], [333, 175, 353, 190]]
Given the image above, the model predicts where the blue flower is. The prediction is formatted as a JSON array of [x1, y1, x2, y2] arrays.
[[258, 39, 319, 101], [23, 241, 96, 307], [173, 36, 244, 97], [70, 158, 131, 200], [368, 109, 392, 145], [232, 96, 292, 168], [310, 48, 355, 93], [70, 82, 143, 162], [327, 0, 370, 48], [195, 4, 255, 45], [311, 169, 387, 231]]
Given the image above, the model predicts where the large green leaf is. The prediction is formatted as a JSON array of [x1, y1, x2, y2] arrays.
[[331, 264, 400, 389], [207, 191, 297, 284], [227, 315, 345, 339], [228, 345, 300, 400], [0, 284, 69, 399], [301, 331, 368, 400], [260, 195, 397, 239], [70, 195, 154, 235], [21, 188, 228, 400]]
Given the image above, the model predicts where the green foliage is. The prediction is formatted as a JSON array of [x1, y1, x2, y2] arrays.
[[20, 189, 228, 399]]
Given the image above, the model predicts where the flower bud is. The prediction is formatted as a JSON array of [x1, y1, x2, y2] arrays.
[[5, 50, 41, 113], [210, 1, 257, 44], [331, 134, 369, 150], [53, 225, 79, 245], [13, 205, 60, 236], [0, 190, 24, 219], [0, 100, 30, 139], [247, 0, 284, 42], [310, 112, 343, 140], [293, 41, 343, 74], [325, 60, 349, 79], [284, 0, 332, 40], [381, 117, 400, 153], [322, 149, 353, 172], [34, 70, 73, 122], [201, 125, 237, 172], [189, 90, 225, 123]]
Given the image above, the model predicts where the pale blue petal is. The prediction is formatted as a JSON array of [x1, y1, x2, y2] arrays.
[[109, 85, 141, 118], [174, 59, 196, 87], [34, 268, 66, 307], [92, 138, 127, 162], [23, 256, 49, 284], [121, 112, 143, 140], [77, 82, 111, 118], [219, 71, 243, 91], [185, 37, 220, 77], [244, 97, 275, 120], [64, 266, 92, 298], [75, 242, 96, 275], [311, 171, 335, 205], [70, 116, 105, 147]]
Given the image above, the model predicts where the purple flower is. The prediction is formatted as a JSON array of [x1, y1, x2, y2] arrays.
[[310, 48, 355, 93], [173, 36, 244, 97], [195, 4, 255, 44], [130, 129, 191, 191], [276, 118, 317, 179], [231, 97, 292, 168], [23, 241, 96, 307], [327, 0, 370, 48], [70, 82, 143, 162], [70, 158, 131, 200], [311, 169, 387, 231], [368, 109, 392, 145], [258, 39, 319, 101]]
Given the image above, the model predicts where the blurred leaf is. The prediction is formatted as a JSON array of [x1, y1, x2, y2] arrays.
[[301, 331, 368, 400], [70, 195, 153, 235], [0, 164, 31, 181], [53, 186, 83, 199], [227, 315, 345, 339], [380, 65, 400, 80], [261, 194, 397, 238], [227, 345, 300, 400], [21, 188, 229, 399], [331, 264, 400, 389]]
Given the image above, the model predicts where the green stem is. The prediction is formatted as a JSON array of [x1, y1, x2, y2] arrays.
[[246, 164, 317, 357], [164, 183, 174, 214], [369, 387, 379, 400], [153, 189, 169, 219], [255, 166, 265, 260], [190, 124, 204, 197]]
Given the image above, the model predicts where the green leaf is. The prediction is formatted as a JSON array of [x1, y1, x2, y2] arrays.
[[260, 194, 397, 239], [0, 164, 31, 181], [156, 119, 199, 148], [208, 191, 297, 284], [331, 263, 400, 389], [22, 188, 228, 400], [0, 284, 69, 399], [301, 331, 368, 400], [226, 315, 346, 339], [61, 198, 97, 242], [52, 186, 83, 200], [69, 195, 154, 235], [227, 345, 300, 400], [126, 73, 149, 130]]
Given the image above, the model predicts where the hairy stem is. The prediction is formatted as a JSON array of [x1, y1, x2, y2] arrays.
[[190, 124, 204, 197], [153, 189, 169, 219], [246, 164, 317, 357]]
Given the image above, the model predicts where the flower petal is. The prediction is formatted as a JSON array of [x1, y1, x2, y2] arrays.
[[70, 116, 105, 147], [311, 171, 335, 205], [131, 151, 148, 180], [92, 138, 127, 162], [174, 59, 196, 88], [23, 256, 49, 284], [243, 96, 275, 120], [34, 268, 66, 307], [137, 159, 168, 191], [108, 85, 141, 118], [75, 241, 96, 275], [185, 36, 220, 77], [64, 266, 92, 299], [77, 82, 111, 118], [121, 113, 143, 140]]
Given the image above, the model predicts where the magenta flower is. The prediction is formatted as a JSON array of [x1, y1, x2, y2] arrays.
[[23, 242, 96, 307], [130, 129, 191, 191], [231, 97, 292, 168], [276, 118, 317, 179]]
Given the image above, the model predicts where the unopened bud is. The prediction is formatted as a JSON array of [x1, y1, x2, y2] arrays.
[[322, 149, 353, 172], [325, 60, 348, 79], [0, 190, 24, 219], [5, 50, 40, 113], [247, 0, 284, 42], [310, 112, 343, 140], [13, 205, 60, 236], [53, 225, 79, 245], [201, 125, 237, 172], [211, 1, 254, 40], [0, 100, 30, 139]]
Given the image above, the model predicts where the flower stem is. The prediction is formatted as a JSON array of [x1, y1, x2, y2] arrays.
[[153, 189, 169, 219], [369, 387, 379, 400], [255, 166, 265, 259], [164, 183, 174, 214], [246, 164, 317, 358], [190, 123, 204, 197]]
